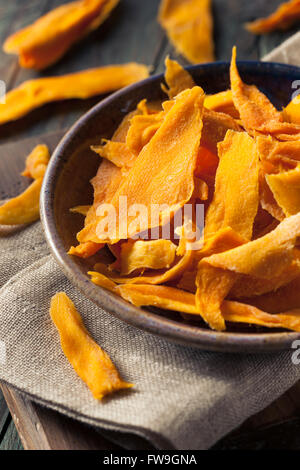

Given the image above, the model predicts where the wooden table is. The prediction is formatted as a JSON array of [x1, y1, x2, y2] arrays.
[[0, 0, 300, 450]]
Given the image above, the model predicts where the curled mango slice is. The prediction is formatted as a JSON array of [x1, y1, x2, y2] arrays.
[[159, 0, 214, 64], [205, 130, 259, 240], [91, 141, 136, 170], [162, 56, 195, 99], [0, 64, 149, 126], [3, 0, 119, 70], [68, 241, 104, 259], [204, 90, 239, 119], [246, 0, 300, 34], [50, 292, 132, 399], [117, 284, 300, 332], [22, 144, 50, 179], [230, 47, 300, 140], [266, 166, 300, 217], [118, 239, 177, 275], [78, 86, 205, 244]]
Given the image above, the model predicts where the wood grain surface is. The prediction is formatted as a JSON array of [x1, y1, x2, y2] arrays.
[[0, 0, 300, 450]]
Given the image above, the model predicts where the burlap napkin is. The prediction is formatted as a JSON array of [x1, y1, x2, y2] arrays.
[[1, 36, 300, 450]]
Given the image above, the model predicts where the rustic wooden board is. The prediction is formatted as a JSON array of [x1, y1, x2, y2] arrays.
[[1, 0, 300, 451]]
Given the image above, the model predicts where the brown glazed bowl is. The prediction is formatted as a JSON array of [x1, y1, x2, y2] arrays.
[[41, 61, 300, 352]]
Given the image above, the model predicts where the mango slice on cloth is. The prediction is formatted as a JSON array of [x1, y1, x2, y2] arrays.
[[3, 0, 120, 70], [246, 0, 300, 34], [0, 64, 149, 125], [50, 292, 132, 399], [159, 0, 214, 64], [78, 86, 205, 244], [205, 130, 259, 240]]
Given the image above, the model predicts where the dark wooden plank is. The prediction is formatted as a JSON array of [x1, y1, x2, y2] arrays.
[[0, 0, 164, 144], [0, 392, 9, 437], [0, 416, 22, 450]]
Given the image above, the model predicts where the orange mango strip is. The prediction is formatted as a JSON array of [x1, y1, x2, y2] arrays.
[[91, 141, 136, 170], [22, 144, 50, 179], [230, 47, 284, 133], [162, 56, 195, 99], [70, 110, 140, 258], [126, 112, 165, 156], [203, 213, 300, 280], [0, 178, 43, 225], [204, 90, 239, 119], [159, 0, 214, 64], [230, 47, 300, 140], [116, 284, 300, 332], [117, 239, 177, 275], [90, 244, 194, 285], [3, 0, 119, 70], [246, 0, 300, 34], [70, 205, 91, 216], [205, 130, 259, 240], [256, 135, 300, 170], [266, 165, 300, 217], [201, 108, 241, 155], [78, 86, 205, 244], [0, 63, 149, 126], [0, 144, 50, 225], [50, 292, 132, 399], [284, 96, 300, 124]]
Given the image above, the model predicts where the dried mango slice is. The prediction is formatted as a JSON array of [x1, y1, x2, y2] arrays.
[[50, 292, 132, 399], [205, 130, 259, 240], [68, 241, 104, 259], [244, 276, 300, 314], [246, 0, 300, 34], [259, 168, 285, 221], [22, 144, 50, 179], [284, 97, 300, 124], [266, 166, 300, 217], [89, 272, 119, 293], [162, 56, 195, 99], [0, 178, 42, 225], [256, 135, 300, 170], [70, 205, 91, 216], [91, 141, 136, 170], [159, 0, 214, 64], [195, 226, 247, 331], [204, 213, 300, 279], [126, 112, 165, 155], [201, 108, 241, 155], [78, 86, 205, 244], [91, 244, 194, 285], [3, 0, 119, 70], [204, 90, 239, 119], [119, 239, 177, 275], [230, 258, 300, 298], [0, 64, 149, 125], [117, 284, 300, 332], [230, 47, 300, 140], [230, 47, 283, 133], [193, 177, 209, 200]]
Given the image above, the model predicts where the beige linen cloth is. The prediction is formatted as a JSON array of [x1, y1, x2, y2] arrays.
[[1, 38, 300, 450]]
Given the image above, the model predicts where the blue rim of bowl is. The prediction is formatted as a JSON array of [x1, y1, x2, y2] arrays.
[[40, 61, 300, 352]]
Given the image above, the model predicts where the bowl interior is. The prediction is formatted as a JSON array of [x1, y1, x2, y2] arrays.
[[41, 61, 300, 352]]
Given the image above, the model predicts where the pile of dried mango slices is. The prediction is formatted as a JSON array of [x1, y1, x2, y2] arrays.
[[69, 48, 300, 334]]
